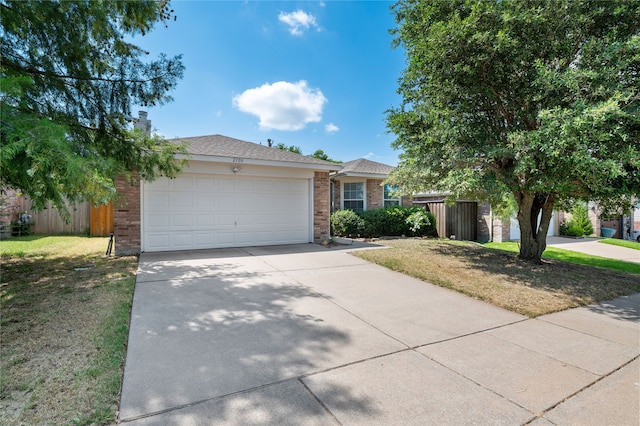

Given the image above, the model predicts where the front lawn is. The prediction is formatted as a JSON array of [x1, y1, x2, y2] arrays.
[[598, 238, 640, 251], [0, 236, 137, 425], [353, 239, 640, 317], [485, 241, 640, 274]]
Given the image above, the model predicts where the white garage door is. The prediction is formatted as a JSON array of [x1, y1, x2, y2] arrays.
[[510, 213, 555, 241], [143, 174, 311, 252]]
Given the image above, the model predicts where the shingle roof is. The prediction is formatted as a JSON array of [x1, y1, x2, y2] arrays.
[[337, 158, 394, 176], [174, 134, 339, 167]]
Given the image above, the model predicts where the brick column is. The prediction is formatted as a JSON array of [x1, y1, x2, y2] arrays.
[[477, 202, 491, 243], [114, 174, 141, 255], [313, 171, 330, 243], [332, 179, 341, 212], [366, 179, 383, 210]]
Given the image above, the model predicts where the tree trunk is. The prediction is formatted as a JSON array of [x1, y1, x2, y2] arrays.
[[515, 191, 555, 263]]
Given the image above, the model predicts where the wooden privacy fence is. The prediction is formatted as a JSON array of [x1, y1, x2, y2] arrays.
[[414, 201, 478, 241], [90, 202, 114, 236], [16, 198, 113, 236]]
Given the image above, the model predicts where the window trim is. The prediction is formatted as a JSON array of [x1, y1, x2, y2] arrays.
[[342, 181, 365, 211]]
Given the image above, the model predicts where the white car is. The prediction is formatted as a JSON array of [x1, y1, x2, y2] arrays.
[[631, 229, 640, 243]]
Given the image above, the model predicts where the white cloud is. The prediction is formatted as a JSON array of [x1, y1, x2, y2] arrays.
[[278, 10, 318, 36], [325, 123, 339, 133], [233, 80, 327, 131], [364, 152, 375, 159]]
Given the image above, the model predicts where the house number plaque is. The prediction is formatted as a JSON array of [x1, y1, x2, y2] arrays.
[[232, 157, 244, 163]]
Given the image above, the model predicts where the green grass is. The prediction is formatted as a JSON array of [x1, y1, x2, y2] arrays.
[[598, 238, 640, 251], [0, 235, 99, 258], [485, 242, 640, 274]]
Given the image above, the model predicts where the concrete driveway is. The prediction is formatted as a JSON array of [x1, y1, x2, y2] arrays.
[[119, 243, 639, 425]]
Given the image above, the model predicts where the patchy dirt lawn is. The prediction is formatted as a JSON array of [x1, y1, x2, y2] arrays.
[[1, 236, 137, 425], [353, 238, 640, 317]]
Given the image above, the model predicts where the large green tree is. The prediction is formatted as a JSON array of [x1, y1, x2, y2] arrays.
[[387, 0, 640, 262], [1, 0, 185, 216]]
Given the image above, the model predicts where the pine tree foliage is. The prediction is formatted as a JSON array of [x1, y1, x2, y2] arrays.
[[387, 0, 640, 262], [1, 0, 186, 216]]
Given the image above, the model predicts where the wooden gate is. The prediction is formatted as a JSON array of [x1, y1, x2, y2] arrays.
[[90, 202, 114, 237], [601, 216, 622, 239]]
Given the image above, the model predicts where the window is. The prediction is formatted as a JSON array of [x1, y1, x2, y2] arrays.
[[384, 184, 400, 208], [343, 182, 364, 211]]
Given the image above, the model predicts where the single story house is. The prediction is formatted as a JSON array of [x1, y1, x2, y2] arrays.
[[114, 113, 632, 254], [114, 122, 339, 255], [330, 158, 412, 212]]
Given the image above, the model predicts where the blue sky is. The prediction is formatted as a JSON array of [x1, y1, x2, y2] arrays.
[[134, 1, 405, 165]]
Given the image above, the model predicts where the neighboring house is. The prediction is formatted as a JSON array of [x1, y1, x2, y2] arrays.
[[330, 158, 412, 212], [114, 123, 340, 255]]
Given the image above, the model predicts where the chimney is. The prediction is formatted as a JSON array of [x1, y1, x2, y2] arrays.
[[134, 111, 151, 136]]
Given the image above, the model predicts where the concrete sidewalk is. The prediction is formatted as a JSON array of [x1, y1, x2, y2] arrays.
[[547, 236, 640, 264], [119, 244, 639, 425]]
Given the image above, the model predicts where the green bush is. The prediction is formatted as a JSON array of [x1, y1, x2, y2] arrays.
[[331, 207, 436, 238], [560, 221, 584, 237], [331, 210, 365, 237], [406, 208, 436, 237], [560, 203, 594, 237], [358, 207, 409, 237], [572, 203, 593, 236]]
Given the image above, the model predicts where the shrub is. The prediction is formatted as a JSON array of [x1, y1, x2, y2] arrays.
[[331, 207, 436, 238], [358, 207, 409, 238], [572, 203, 594, 236], [331, 209, 365, 237], [560, 221, 584, 237], [406, 208, 436, 237], [560, 203, 594, 237]]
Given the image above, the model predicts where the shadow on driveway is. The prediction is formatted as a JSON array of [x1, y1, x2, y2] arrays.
[[119, 244, 394, 423]]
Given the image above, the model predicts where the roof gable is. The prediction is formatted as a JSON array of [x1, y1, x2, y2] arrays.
[[335, 158, 394, 177]]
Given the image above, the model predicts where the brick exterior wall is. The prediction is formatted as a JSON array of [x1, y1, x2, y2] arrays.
[[492, 217, 511, 243], [587, 203, 601, 237], [332, 179, 341, 212], [314, 171, 330, 243], [401, 196, 413, 208], [366, 179, 384, 210], [114, 174, 141, 256]]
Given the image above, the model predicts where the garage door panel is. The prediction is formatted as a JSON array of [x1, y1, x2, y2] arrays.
[[146, 234, 170, 250], [173, 177, 193, 191], [196, 214, 215, 226], [172, 233, 193, 248], [216, 214, 235, 226], [143, 174, 311, 252], [195, 196, 215, 209], [173, 214, 193, 226], [194, 176, 215, 190], [215, 231, 236, 245], [217, 178, 235, 191], [147, 193, 170, 209], [236, 197, 256, 210], [172, 193, 193, 209], [257, 180, 274, 191], [194, 232, 216, 247], [146, 214, 170, 229]]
